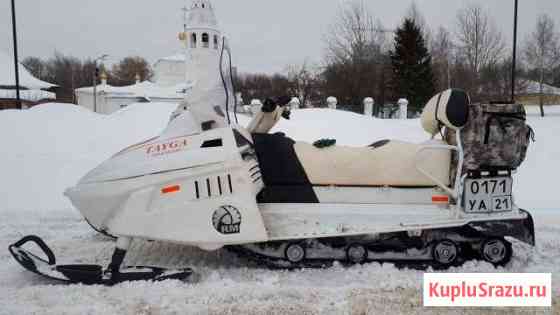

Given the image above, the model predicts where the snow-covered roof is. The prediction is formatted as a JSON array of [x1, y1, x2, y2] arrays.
[[0, 89, 56, 102], [0, 50, 56, 90], [519, 80, 560, 95], [159, 53, 187, 63], [75, 80, 192, 100]]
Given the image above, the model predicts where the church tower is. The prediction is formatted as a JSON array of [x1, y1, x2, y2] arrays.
[[153, 0, 222, 86], [183, 0, 221, 51], [181, 0, 222, 85]]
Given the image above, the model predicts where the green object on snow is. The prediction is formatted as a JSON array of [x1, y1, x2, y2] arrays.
[[313, 139, 337, 149]]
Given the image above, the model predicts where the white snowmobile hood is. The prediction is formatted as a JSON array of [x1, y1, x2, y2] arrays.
[[78, 126, 232, 185]]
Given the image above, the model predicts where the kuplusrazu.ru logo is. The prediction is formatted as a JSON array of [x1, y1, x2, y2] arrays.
[[423, 273, 551, 307]]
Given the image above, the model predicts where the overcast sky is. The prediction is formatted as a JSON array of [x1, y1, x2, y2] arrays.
[[1, 0, 559, 74]]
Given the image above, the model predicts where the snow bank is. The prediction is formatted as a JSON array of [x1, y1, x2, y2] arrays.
[[0, 103, 177, 211], [516, 106, 560, 209], [0, 89, 56, 102], [269, 108, 425, 145], [0, 104, 558, 212]]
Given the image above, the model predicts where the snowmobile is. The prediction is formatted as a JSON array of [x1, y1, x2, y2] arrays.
[[9, 38, 535, 285]]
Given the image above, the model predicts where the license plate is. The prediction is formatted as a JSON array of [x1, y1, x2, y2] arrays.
[[464, 177, 513, 213]]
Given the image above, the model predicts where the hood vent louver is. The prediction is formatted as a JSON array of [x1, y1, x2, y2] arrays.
[[194, 174, 233, 200]]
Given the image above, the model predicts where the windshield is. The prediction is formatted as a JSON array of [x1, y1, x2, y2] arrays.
[[186, 36, 238, 129]]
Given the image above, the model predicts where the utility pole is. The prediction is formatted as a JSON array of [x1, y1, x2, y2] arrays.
[[93, 67, 97, 113], [93, 54, 108, 113], [511, 0, 519, 103], [10, 0, 22, 109]]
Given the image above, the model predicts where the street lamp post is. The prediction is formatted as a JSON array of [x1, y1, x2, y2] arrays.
[[511, 0, 519, 103], [93, 54, 109, 113], [10, 0, 22, 109]]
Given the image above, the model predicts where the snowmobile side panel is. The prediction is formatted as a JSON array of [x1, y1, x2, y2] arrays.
[[311, 186, 438, 204], [8, 235, 193, 285], [258, 203, 533, 242], [105, 165, 269, 247]]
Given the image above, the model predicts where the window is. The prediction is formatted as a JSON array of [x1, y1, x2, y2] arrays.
[[202, 33, 209, 48], [191, 33, 197, 48], [213, 35, 219, 49]]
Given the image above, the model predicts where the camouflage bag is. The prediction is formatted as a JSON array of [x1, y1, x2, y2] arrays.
[[448, 103, 535, 172]]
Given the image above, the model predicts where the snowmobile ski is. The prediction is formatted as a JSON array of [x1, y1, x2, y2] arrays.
[[9, 235, 193, 285]]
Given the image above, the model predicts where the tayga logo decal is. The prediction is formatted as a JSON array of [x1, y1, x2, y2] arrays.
[[146, 137, 188, 157], [212, 205, 241, 235]]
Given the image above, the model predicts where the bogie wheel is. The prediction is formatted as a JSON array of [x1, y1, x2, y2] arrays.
[[284, 243, 306, 263], [346, 244, 368, 264], [480, 238, 512, 267], [432, 239, 459, 267]]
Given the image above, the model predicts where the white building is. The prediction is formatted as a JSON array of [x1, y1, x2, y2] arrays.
[[77, 0, 223, 114], [75, 73, 189, 114]]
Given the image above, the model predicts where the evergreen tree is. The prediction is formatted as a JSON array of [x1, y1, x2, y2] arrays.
[[390, 18, 436, 113]]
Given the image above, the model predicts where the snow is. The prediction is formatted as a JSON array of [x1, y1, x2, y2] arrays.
[[515, 105, 560, 210], [0, 102, 178, 212], [0, 50, 56, 90], [159, 53, 187, 62], [0, 103, 558, 314], [521, 80, 560, 95], [0, 89, 55, 102]]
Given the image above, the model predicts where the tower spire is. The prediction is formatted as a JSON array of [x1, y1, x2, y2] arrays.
[[181, 4, 189, 33]]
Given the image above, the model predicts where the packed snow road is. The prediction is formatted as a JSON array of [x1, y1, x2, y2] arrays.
[[0, 208, 558, 314], [0, 103, 559, 314]]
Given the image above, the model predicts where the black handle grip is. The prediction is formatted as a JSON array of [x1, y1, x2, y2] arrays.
[[10, 235, 56, 265]]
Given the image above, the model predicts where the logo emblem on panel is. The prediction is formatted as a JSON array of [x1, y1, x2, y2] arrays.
[[212, 205, 241, 234]]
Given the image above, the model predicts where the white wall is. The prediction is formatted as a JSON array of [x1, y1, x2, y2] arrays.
[[76, 92, 95, 112], [76, 92, 144, 115], [153, 60, 187, 86]]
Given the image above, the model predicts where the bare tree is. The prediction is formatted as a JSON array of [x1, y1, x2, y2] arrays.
[[322, 0, 388, 108], [431, 27, 454, 91], [480, 58, 529, 102], [111, 56, 153, 86], [235, 72, 293, 103], [286, 60, 320, 107], [323, 0, 385, 64], [455, 4, 505, 78], [22, 57, 48, 81], [523, 14, 560, 117]]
